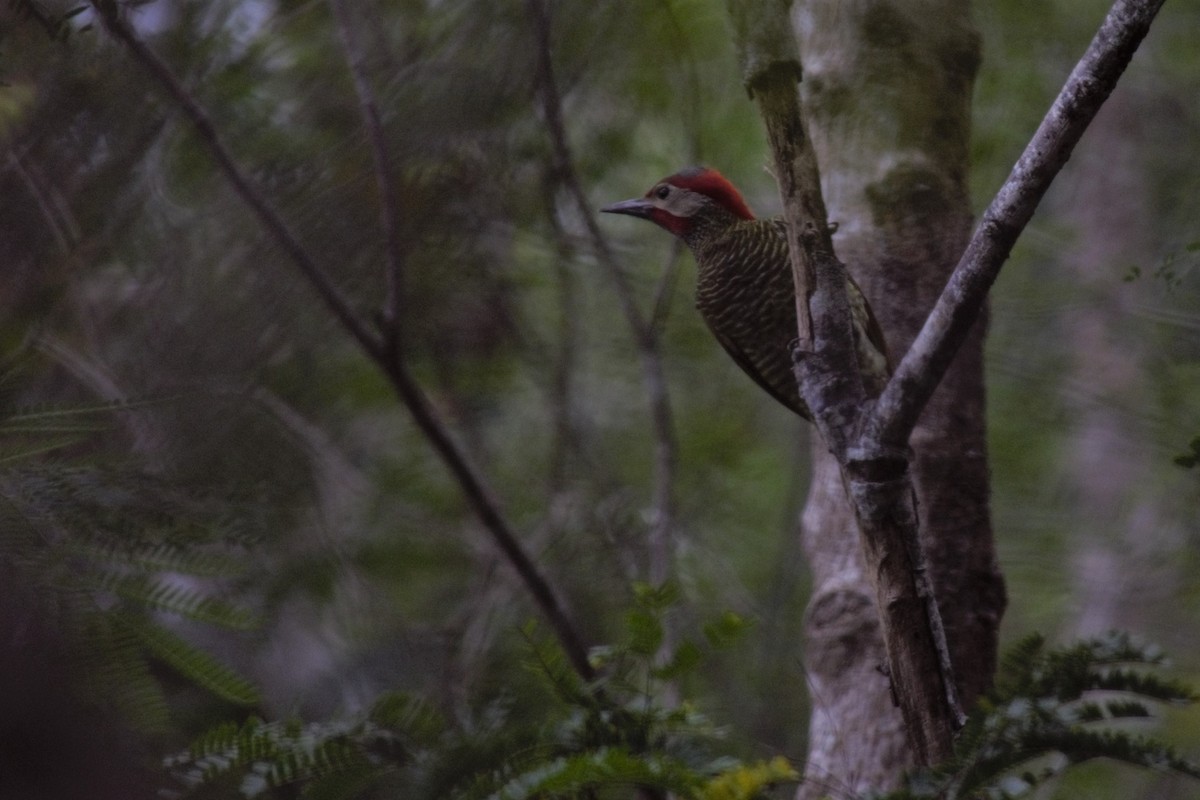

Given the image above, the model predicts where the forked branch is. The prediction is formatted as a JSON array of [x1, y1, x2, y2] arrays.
[[728, 0, 1166, 767], [526, 0, 679, 587], [89, 0, 596, 682]]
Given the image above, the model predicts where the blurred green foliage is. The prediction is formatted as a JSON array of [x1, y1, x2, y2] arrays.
[[164, 595, 800, 799]]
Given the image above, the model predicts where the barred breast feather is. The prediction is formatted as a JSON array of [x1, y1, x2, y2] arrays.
[[691, 218, 889, 419]]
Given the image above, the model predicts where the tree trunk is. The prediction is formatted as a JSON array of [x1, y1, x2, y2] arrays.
[[792, 1, 1007, 793]]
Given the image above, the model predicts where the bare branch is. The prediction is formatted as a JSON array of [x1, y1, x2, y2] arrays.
[[88, 0, 385, 364], [729, 0, 962, 764], [726, 1, 817, 353], [7, 148, 77, 255], [89, 0, 596, 683], [379, 357, 596, 681], [539, 174, 583, 495], [328, 0, 406, 347], [526, 0, 678, 586], [648, 239, 685, 335], [865, 0, 1167, 450]]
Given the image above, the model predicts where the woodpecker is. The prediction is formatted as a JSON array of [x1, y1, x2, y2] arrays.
[[602, 166, 889, 420]]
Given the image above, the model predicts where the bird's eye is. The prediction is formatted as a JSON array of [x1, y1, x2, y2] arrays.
[[654, 185, 670, 199]]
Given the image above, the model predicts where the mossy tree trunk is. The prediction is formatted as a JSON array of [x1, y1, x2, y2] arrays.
[[792, 2, 1006, 793]]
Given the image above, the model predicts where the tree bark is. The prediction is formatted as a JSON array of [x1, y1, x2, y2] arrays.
[[793, 1, 1005, 792], [730, 0, 1162, 787], [730, 0, 968, 764]]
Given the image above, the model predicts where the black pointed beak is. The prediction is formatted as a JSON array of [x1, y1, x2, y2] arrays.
[[600, 198, 654, 218]]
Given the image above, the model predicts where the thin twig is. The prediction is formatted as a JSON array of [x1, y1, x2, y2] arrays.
[[379, 357, 596, 681], [649, 239, 685, 335], [88, 1, 385, 363], [726, 3, 818, 353], [328, 0, 406, 346], [89, 0, 596, 682], [8, 148, 76, 255], [865, 0, 1167, 449], [526, 0, 678, 587], [540, 170, 582, 495]]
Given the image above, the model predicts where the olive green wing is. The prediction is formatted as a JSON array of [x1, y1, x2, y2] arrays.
[[704, 322, 810, 419], [695, 219, 810, 419]]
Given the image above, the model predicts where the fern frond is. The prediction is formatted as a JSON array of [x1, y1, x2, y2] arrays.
[[293, 762, 388, 800], [100, 573, 260, 629], [170, 716, 393, 797], [914, 632, 1200, 800], [130, 618, 260, 706], [519, 620, 591, 708], [170, 717, 280, 788], [0, 396, 171, 464], [1087, 667, 1196, 704], [369, 691, 444, 744], [75, 611, 171, 732], [1023, 726, 1200, 778], [90, 540, 250, 579], [1073, 698, 1152, 723], [1075, 630, 1166, 665], [993, 632, 1046, 695], [1, 395, 167, 424], [0, 434, 92, 465]]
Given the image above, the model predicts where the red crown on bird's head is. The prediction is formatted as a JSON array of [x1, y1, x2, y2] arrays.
[[661, 167, 755, 221]]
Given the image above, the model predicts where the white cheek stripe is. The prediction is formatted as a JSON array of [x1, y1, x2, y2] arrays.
[[663, 189, 707, 217]]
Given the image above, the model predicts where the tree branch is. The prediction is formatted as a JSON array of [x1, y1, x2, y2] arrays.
[[378, 357, 596, 681], [526, 0, 678, 587], [730, 0, 1166, 768], [729, 0, 962, 764], [726, 1, 817, 353], [88, 0, 385, 364], [864, 0, 1167, 450], [328, 0, 406, 348], [649, 239, 685, 337], [538, 171, 583, 495], [8, 147, 77, 255], [89, 0, 596, 683]]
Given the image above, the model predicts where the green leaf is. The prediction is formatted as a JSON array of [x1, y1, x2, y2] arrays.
[[625, 608, 663, 656], [652, 639, 703, 680], [699, 756, 800, 800], [703, 611, 750, 649], [131, 618, 260, 705], [632, 580, 681, 611]]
